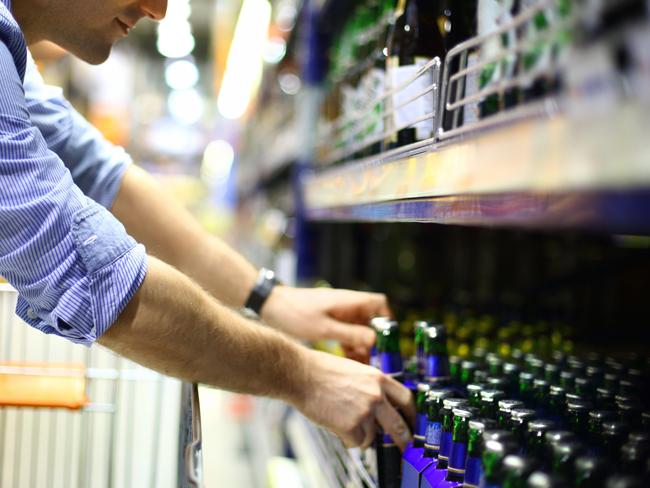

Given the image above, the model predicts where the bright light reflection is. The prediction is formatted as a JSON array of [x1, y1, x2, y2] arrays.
[[217, 0, 272, 119], [263, 37, 287, 64], [168, 89, 204, 125], [201, 140, 235, 184], [165, 59, 199, 90], [156, 0, 194, 58]]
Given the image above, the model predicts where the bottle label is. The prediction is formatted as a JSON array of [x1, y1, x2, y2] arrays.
[[462, 52, 480, 126], [439, 430, 453, 459], [425, 355, 450, 381], [387, 57, 437, 141], [416, 412, 428, 439], [364, 67, 385, 140], [379, 352, 403, 375], [448, 441, 468, 472], [463, 456, 482, 487], [425, 421, 442, 450]]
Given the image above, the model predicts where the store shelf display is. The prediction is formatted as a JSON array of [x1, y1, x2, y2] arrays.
[[303, 0, 650, 232]]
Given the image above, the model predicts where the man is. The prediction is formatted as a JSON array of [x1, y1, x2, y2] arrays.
[[0, 0, 414, 451]]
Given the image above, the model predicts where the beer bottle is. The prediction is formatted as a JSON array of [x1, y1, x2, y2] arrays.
[[501, 454, 537, 488], [420, 398, 471, 488], [574, 455, 607, 488], [463, 419, 498, 488], [566, 400, 593, 440], [374, 319, 403, 375], [525, 419, 558, 460], [497, 399, 525, 429], [424, 324, 451, 384], [508, 408, 537, 446], [436, 407, 481, 488], [482, 438, 519, 488], [551, 441, 585, 481], [480, 389, 507, 419]]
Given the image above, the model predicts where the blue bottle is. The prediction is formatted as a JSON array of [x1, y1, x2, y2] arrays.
[[419, 399, 470, 488], [401, 389, 453, 488]]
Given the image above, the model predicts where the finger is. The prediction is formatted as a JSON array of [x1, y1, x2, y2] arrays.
[[329, 291, 393, 323], [376, 399, 412, 451], [325, 318, 375, 350], [383, 375, 417, 428]]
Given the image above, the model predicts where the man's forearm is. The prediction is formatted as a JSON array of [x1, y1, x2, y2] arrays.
[[111, 165, 257, 309], [98, 256, 307, 403]]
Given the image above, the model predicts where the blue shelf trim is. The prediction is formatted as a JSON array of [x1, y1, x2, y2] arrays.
[[305, 189, 650, 235]]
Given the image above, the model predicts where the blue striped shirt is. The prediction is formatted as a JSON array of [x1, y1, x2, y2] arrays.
[[1, 0, 147, 345]]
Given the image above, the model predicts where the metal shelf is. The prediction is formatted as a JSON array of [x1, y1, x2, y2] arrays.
[[303, 100, 650, 233]]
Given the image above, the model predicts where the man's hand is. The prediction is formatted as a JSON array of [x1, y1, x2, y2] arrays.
[[261, 286, 391, 360], [295, 349, 415, 450]]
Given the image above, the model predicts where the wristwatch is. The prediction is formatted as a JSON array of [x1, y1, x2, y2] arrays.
[[243, 268, 278, 318]]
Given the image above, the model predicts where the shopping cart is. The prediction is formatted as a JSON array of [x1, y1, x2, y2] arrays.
[[0, 282, 185, 488]]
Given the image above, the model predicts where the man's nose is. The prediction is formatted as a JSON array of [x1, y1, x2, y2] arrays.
[[140, 0, 168, 21]]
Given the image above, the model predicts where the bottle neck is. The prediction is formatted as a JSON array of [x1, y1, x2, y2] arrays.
[[445, 439, 468, 481]]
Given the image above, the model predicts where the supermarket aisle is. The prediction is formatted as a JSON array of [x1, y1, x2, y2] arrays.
[[199, 387, 255, 487]]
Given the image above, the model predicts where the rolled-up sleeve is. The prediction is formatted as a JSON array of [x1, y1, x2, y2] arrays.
[[0, 41, 146, 345], [23, 52, 131, 209]]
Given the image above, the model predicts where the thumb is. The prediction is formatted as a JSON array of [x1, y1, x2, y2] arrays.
[[324, 318, 375, 350]]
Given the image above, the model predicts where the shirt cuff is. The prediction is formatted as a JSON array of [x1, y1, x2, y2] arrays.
[[15, 203, 148, 345]]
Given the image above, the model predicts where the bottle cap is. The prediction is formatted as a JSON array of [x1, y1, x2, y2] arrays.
[[605, 475, 645, 488], [453, 407, 478, 419], [528, 419, 557, 433], [498, 399, 524, 412], [443, 398, 468, 410], [480, 389, 506, 403], [417, 383, 431, 394], [544, 431, 576, 446], [566, 399, 593, 412], [627, 431, 649, 448], [527, 471, 571, 488], [370, 316, 393, 331], [510, 408, 536, 421], [483, 429, 515, 443], [469, 418, 496, 432], [602, 421, 630, 436], [574, 455, 606, 480], [502, 454, 536, 478]]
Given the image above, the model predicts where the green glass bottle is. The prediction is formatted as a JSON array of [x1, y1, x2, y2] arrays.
[[424, 389, 456, 458], [480, 389, 507, 419], [497, 399, 525, 429], [463, 419, 498, 488], [482, 438, 518, 488], [566, 400, 593, 439], [502, 455, 537, 488], [467, 383, 487, 409], [508, 408, 537, 445], [438, 398, 470, 469], [415, 383, 432, 447], [551, 441, 585, 481], [574, 455, 607, 488], [525, 419, 557, 460], [424, 324, 451, 384]]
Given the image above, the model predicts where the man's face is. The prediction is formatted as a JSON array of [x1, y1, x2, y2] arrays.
[[30, 0, 168, 64]]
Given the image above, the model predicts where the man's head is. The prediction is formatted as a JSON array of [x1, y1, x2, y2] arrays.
[[13, 0, 167, 64]]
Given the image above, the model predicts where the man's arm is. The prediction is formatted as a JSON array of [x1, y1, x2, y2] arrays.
[[99, 256, 415, 450], [112, 165, 384, 355]]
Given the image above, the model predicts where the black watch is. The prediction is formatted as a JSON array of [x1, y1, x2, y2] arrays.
[[243, 268, 278, 317]]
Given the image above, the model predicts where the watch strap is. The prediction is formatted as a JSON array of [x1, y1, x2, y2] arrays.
[[244, 268, 277, 316]]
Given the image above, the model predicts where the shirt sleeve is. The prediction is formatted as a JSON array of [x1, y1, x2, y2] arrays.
[[0, 41, 147, 345], [23, 52, 132, 209]]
